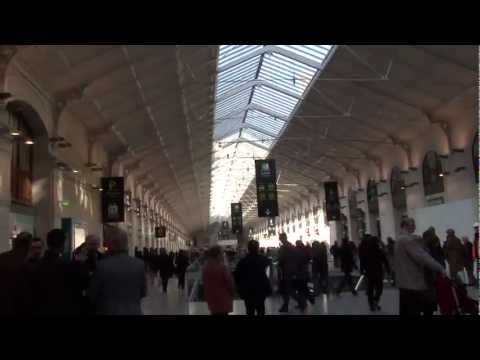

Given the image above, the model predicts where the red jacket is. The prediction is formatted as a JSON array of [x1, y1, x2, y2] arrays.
[[202, 261, 234, 314]]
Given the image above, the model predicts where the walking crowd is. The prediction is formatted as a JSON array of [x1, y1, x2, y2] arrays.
[[0, 218, 477, 316], [0, 226, 190, 316], [200, 218, 478, 316]]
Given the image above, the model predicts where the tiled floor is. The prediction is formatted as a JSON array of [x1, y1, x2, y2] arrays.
[[142, 276, 479, 316], [142, 277, 399, 315]]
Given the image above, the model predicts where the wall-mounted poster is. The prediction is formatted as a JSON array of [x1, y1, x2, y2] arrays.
[[391, 167, 407, 211], [422, 151, 445, 196], [324, 182, 340, 221]]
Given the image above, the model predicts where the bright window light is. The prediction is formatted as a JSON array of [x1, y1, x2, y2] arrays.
[[210, 45, 335, 220]]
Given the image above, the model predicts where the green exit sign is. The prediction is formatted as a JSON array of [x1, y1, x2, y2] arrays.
[[60, 200, 70, 207]]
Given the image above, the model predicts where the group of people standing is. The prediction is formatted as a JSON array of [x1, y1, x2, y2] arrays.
[[0, 227, 147, 316], [135, 247, 190, 293]]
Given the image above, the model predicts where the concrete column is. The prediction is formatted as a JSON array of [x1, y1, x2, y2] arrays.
[[339, 196, 351, 240], [329, 220, 342, 246], [405, 168, 427, 210], [444, 151, 476, 202], [356, 190, 372, 236], [0, 130, 12, 252], [32, 135, 56, 241], [377, 181, 397, 241]]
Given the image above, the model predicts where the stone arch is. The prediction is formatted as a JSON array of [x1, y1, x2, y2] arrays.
[[5, 99, 55, 240]]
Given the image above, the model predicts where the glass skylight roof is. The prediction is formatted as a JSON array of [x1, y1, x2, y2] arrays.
[[210, 45, 336, 219]]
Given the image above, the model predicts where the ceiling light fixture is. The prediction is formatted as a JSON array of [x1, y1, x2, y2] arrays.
[[10, 130, 20, 136], [24, 139, 34, 145], [72, 169, 79, 174]]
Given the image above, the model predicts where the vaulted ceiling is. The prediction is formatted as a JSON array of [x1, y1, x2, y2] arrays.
[[7, 45, 477, 235]]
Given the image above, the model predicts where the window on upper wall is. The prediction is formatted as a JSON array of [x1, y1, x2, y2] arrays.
[[422, 151, 445, 196], [473, 133, 478, 184], [10, 112, 34, 206]]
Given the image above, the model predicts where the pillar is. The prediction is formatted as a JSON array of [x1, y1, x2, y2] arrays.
[[377, 181, 397, 241], [32, 135, 56, 241]]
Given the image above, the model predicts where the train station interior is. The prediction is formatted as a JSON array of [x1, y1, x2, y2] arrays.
[[0, 45, 478, 316]]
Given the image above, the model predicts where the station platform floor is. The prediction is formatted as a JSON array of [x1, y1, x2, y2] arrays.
[[141, 277, 399, 315], [141, 276, 479, 316]]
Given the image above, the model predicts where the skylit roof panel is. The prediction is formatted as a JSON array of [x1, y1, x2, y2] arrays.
[[210, 45, 336, 219], [245, 110, 285, 135], [250, 86, 298, 117]]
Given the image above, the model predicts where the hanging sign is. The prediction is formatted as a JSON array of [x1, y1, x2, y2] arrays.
[[255, 159, 279, 218], [231, 203, 243, 234], [101, 177, 125, 223]]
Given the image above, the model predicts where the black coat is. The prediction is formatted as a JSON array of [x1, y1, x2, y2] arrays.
[[0, 249, 32, 316], [157, 254, 174, 278], [359, 242, 390, 277], [312, 247, 328, 275], [234, 253, 272, 300], [338, 243, 356, 273], [175, 254, 190, 274], [28, 251, 90, 316]]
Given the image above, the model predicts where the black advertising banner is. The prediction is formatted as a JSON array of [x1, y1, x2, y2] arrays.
[[101, 177, 125, 223], [155, 226, 166, 238], [255, 159, 279, 217], [324, 181, 340, 221], [231, 203, 243, 234]]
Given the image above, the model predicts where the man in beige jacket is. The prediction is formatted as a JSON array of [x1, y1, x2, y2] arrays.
[[394, 218, 447, 316]]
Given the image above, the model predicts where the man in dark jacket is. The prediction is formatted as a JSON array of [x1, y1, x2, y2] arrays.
[[234, 240, 272, 316], [158, 248, 174, 293], [294, 240, 314, 311], [72, 234, 105, 314], [277, 233, 300, 313], [335, 237, 358, 296], [330, 241, 340, 269], [30, 229, 89, 316], [359, 236, 390, 311], [0, 232, 33, 316], [26, 237, 44, 265], [175, 250, 190, 291]]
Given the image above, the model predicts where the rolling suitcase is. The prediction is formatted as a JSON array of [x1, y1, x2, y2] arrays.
[[435, 276, 460, 315]]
